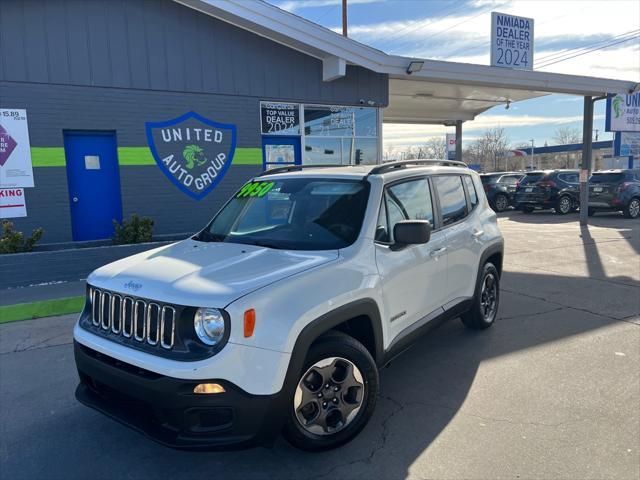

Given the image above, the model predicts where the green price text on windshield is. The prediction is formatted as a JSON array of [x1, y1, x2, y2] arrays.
[[236, 181, 275, 198]]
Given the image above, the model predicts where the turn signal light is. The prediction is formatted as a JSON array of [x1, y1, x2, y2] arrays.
[[244, 309, 256, 338], [193, 383, 226, 394]]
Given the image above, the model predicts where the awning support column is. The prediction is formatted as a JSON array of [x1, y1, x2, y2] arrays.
[[579, 95, 608, 225], [455, 120, 463, 162]]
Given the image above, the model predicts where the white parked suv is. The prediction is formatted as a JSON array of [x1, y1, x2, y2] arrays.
[[74, 160, 504, 451]]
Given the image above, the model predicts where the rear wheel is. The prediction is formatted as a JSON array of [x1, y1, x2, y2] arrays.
[[492, 194, 509, 212], [555, 195, 572, 215], [587, 207, 596, 217], [623, 197, 640, 219], [521, 205, 535, 214], [461, 262, 500, 330], [283, 332, 378, 451]]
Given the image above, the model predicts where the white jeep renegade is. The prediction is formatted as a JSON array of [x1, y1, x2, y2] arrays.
[[74, 160, 504, 452]]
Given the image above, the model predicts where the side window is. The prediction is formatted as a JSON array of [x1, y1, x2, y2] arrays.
[[560, 173, 578, 184], [463, 175, 478, 209], [378, 178, 433, 243], [501, 175, 520, 185], [434, 175, 468, 226], [375, 197, 388, 242]]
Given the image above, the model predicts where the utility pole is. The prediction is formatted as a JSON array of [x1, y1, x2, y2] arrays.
[[342, 0, 348, 37], [530, 139, 534, 170]]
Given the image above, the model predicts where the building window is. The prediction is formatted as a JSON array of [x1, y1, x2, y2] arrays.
[[303, 105, 379, 165]]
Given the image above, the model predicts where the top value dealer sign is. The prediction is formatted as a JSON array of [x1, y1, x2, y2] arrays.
[[490, 12, 534, 70]]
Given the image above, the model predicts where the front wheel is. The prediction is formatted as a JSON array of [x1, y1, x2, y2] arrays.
[[283, 332, 379, 451], [623, 197, 640, 219], [461, 262, 500, 330]]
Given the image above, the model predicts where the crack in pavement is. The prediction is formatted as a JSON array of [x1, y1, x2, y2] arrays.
[[305, 396, 405, 480], [501, 288, 640, 325], [2, 339, 72, 356]]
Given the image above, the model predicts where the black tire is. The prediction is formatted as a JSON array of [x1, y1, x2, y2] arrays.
[[521, 205, 535, 214], [461, 262, 500, 330], [623, 197, 640, 219], [282, 331, 379, 452], [587, 207, 596, 217], [555, 195, 572, 215], [492, 194, 509, 213]]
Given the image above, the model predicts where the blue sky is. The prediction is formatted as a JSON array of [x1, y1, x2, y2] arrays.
[[269, 0, 640, 149]]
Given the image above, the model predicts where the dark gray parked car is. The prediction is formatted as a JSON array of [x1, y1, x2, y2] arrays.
[[588, 169, 640, 219], [480, 172, 523, 212]]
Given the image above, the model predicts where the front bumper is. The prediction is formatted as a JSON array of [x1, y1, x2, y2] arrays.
[[74, 341, 287, 450]]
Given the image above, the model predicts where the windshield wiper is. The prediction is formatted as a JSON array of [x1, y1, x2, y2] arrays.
[[243, 239, 285, 250], [192, 230, 225, 242]]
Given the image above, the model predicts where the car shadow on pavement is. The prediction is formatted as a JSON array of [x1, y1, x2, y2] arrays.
[[1, 267, 638, 479]]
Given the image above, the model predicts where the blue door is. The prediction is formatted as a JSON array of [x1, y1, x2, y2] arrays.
[[64, 131, 123, 241], [262, 136, 301, 170]]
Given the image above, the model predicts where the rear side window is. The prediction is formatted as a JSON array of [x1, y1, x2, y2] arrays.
[[590, 173, 624, 183], [377, 178, 434, 243], [559, 173, 579, 183], [434, 175, 468, 226], [463, 175, 478, 209], [520, 173, 544, 185], [500, 175, 521, 184], [481, 174, 500, 184]]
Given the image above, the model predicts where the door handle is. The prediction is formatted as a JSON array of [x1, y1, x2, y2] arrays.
[[472, 229, 484, 239], [430, 247, 447, 258]]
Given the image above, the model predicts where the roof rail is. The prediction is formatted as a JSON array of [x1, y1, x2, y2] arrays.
[[258, 164, 348, 177], [368, 159, 468, 175]]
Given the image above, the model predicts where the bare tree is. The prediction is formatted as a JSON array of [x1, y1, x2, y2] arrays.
[[423, 137, 447, 159], [467, 127, 511, 172], [552, 126, 581, 145]]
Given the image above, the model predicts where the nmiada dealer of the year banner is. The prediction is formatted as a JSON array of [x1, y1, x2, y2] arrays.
[[0, 109, 34, 188]]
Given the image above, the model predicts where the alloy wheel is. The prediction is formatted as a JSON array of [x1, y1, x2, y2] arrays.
[[480, 273, 498, 322], [630, 199, 640, 218], [294, 357, 365, 436], [495, 195, 509, 212], [559, 196, 571, 214]]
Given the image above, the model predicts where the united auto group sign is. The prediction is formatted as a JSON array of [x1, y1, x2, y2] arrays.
[[146, 111, 237, 200]]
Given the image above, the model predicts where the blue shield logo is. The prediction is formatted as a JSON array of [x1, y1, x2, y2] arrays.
[[145, 111, 237, 200]]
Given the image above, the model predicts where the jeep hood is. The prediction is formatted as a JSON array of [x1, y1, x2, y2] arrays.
[[87, 239, 338, 307]]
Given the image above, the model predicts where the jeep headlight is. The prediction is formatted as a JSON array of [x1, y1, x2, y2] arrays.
[[194, 308, 226, 346]]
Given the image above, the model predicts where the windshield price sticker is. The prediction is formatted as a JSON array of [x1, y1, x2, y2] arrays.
[[236, 181, 275, 198]]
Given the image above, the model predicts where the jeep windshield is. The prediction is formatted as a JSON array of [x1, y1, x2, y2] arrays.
[[195, 178, 370, 250]]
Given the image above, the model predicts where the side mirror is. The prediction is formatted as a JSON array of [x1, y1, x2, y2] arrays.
[[393, 220, 431, 247]]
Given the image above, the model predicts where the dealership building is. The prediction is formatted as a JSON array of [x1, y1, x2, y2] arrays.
[[0, 0, 635, 244]]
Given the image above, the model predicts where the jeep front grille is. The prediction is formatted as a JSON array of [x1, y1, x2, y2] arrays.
[[89, 287, 176, 349]]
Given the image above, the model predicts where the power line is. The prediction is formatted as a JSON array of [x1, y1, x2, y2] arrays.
[[535, 34, 639, 69], [535, 29, 639, 64], [378, 1, 472, 50]]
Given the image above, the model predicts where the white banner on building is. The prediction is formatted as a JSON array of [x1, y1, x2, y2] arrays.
[[446, 133, 456, 160], [490, 12, 534, 70], [0, 188, 27, 219], [0, 109, 34, 188], [607, 93, 640, 132]]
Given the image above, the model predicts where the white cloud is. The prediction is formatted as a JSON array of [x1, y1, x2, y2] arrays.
[[383, 114, 605, 146], [339, 0, 640, 81], [276, 0, 378, 12]]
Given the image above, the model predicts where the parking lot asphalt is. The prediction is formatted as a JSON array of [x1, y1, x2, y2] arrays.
[[1, 211, 639, 480]]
